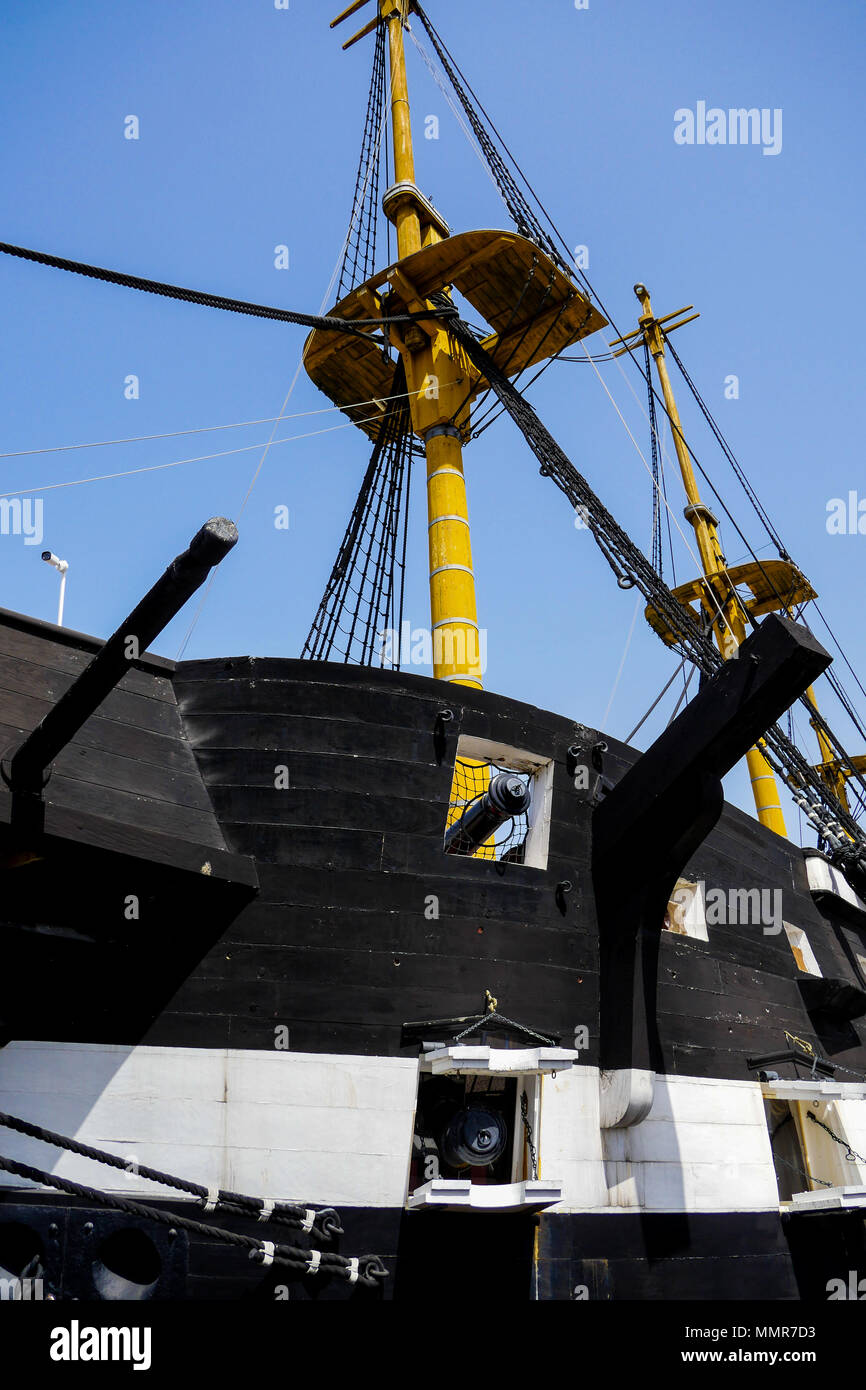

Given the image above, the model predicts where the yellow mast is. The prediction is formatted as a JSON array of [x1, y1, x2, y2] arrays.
[[325, 10, 862, 848], [323, 1, 604, 689], [366, 0, 483, 688], [614, 285, 788, 835]]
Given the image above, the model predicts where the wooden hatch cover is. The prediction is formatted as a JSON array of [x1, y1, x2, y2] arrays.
[[303, 229, 608, 439]]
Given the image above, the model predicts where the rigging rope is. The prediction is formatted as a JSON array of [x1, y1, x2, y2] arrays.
[[5, 17, 864, 868], [0, 240, 455, 339], [442, 308, 866, 886], [0, 1110, 341, 1239], [413, 5, 567, 268], [0, 410, 393, 499], [302, 363, 419, 667], [0, 388, 425, 460], [0, 1154, 386, 1287], [644, 341, 664, 577], [337, 18, 387, 298]]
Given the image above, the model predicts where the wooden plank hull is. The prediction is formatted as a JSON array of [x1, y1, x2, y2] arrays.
[[1, 615, 865, 1301]]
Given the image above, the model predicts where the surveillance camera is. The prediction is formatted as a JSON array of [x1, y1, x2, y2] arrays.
[[41, 553, 68, 574]]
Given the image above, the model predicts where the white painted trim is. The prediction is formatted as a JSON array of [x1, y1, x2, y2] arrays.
[[804, 853, 866, 914], [0, 1043, 419, 1208], [422, 1046, 580, 1076], [431, 617, 477, 631], [599, 1069, 655, 1128], [786, 1185, 866, 1212], [426, 467, 465, 483], [783, 921, 823, 977], [452, 734, 554, 870], [429, 563, 474, 579], [761, 1079, 866, 1102], [408, 1178, 563, 1211]]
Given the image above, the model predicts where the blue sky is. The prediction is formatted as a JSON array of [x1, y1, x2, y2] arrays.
[[0, 0, 864, 835]]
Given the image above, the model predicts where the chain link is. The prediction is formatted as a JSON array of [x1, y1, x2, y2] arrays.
[[520, 1090, 539, 1182]]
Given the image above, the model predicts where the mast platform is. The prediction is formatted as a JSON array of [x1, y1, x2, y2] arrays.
[[645, 559, 816, 647], [303, 229, 606, 440]]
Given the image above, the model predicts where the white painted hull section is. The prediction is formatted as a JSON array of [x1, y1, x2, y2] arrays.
[[1, 1043, 865, 1215], [0, 1042, 418, 1208]]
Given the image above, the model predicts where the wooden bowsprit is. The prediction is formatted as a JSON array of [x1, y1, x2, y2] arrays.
[[593, 614, 832, 1125]]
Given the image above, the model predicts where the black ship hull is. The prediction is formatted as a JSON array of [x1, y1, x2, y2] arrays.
[[1, 611, 865, 1301]]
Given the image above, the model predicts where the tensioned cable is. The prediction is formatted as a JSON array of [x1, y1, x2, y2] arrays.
[[176, 51, 401, 662], [0, 388, 425, 460], [624, 655, 689, 745], [0, 412, 388, 499], [606, 337, 866, 782], [407, 26, 503, 202], [601, 591, 641, 729], [413, 0, 850, 682], [666, 662, 697, 725], [404, 13, 866, 866], [446, 309, 866, 870], [410, 10, 866, 851], [572, 334, 740, 650], [0, 240, 454, 339]]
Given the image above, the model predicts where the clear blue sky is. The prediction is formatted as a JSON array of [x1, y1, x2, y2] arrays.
[[0, 0, 864, 835]]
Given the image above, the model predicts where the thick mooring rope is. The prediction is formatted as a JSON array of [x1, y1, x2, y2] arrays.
[[0, 1112, 387, 1288]]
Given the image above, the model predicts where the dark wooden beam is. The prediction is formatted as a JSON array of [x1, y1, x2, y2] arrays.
[[593, 613, 832, 1075], [2, 518, 237, 796]]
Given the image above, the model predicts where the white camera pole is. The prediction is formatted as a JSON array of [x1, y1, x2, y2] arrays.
[[41, 551, 69, 627]]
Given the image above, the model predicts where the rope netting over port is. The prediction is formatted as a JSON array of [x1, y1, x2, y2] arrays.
[[446, 759, 530, 864]]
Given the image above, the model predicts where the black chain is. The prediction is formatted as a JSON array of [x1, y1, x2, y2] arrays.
[[520, 1090, 539, 1182], [806, 1110, 866, 1167]]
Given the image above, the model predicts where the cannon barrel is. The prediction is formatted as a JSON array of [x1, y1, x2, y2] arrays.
[[444, 771, 531, 855], [4, 517, 238, 795]]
